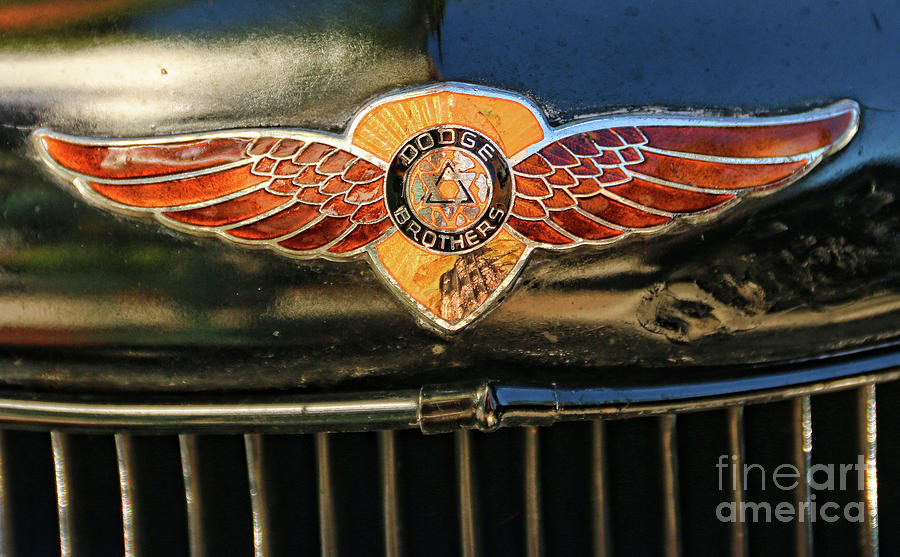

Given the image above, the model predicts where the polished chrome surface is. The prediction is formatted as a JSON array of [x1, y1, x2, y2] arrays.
[[50, 432, 73, 557], [791, 396, 813, 557], [590, 421, 611, 557], [858, 385, 879, 557], [0, 355, 894, 432], [0, 374, 894, 556], [659, 415, 682, 557], [114, 434, 139, 557], [244, 434, 270, 557], [178, 434, 204, 557], [455, 430, 479, 557], [419, 382, 498, 434], [727, 407, 747, 557], [379, 431, 402, 557], [315, 433, 337, 557], [523, 426, 543, 557], [453, 431, 481, 557]]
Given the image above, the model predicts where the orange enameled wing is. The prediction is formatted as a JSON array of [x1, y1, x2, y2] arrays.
[[508, 101, 859, 247], [36, 132, 391, 257]]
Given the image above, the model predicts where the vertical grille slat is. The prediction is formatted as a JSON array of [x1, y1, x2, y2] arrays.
[[115, 434, 138, 557], [455, 430, 479, 557], [244, 434, 270, 557], [791, 397, 814, 557], [590, 421, 611, 557], [315, 433, 338, 557], [178, 435, 205, 557], [523, 426, 543, 557], [50, 432, 73, 557], [727, 407, 748, 557], [659, 415, 682, 557], [378, 431, 402, 557], [858, 385, 879, 557]]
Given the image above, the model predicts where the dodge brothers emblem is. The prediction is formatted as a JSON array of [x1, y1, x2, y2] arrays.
[[34, 83, 859, 332]]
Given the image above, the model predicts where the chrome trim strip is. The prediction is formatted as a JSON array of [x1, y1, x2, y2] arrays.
[[315, 433, 337, 557], [858, 385, 879, 557], [791, 397, 813, 557], [50, 431, 73, 557], [498, 364, 900, 427], [726, 408, 747, 557], [455, 430, 479, 557], [115, 434, 139, 557], [523, 427, 543, 557], [0, 391, 421, 431], [590, 421, 611, 557], [244, 434, 270, 557], [379, 431, 402, 557], [659, 415, 682, 557], [178, 434, 205, 557], [0, 351, 893, 432]]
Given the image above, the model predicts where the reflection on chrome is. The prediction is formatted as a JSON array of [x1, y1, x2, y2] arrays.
[[859, 385, 879, 557]]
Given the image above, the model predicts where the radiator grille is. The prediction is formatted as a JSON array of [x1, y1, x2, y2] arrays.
[[0, 380, 897, 557]]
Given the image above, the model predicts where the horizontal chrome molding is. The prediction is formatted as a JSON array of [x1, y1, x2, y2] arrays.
[[0, 349, 895, 432]]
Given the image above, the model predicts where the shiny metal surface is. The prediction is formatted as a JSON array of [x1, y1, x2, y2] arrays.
[[659, 415, 681, 557], [726, 406, 748, 557], [244, 434, 270, 557], [379, 431, 402, 557], [791, 396, 813, 557], [858, 385, 879, 557], [0, 353, 893, 431], [0, 375, 896, 556], [590, 421, 611, 557], [178, 434, 204, 557], [50, 431, 73, 557], [727, 407, 747, 557], [523, 426, 543, 557], [114, 434, 139, 557], [455, 430, 478, 557], [315, 433, 337, 557]]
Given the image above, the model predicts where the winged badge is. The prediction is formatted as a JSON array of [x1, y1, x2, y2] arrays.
[[33, 83, 859, 332]]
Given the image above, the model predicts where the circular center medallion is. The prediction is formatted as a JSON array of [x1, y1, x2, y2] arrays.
[[386, 127, 512, 254]]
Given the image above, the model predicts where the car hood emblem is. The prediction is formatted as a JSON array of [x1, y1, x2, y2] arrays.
[[33, 83, 859, 333]]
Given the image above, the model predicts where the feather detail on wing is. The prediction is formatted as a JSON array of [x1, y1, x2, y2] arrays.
[[508, 100, 859, 248], [35, 131, 392, 257]]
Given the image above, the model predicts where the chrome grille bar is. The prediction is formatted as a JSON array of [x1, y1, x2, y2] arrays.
[[659, 415, 682, 557], [791, 396, 813, 557], [244, 434, 270, 557], [50, 432, 73, 557], [726, 407, 747, 557], [0, 371, 893, 557], [858, 385, 879, 557], [523, 426, 543, 557], [590, 421, 611, 557], [455, 430, 479, 557], [379, 431, 402, 557], [178, 434, 205, 557], [315, 433, 337, 557], [114, 434, 138, 557]]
